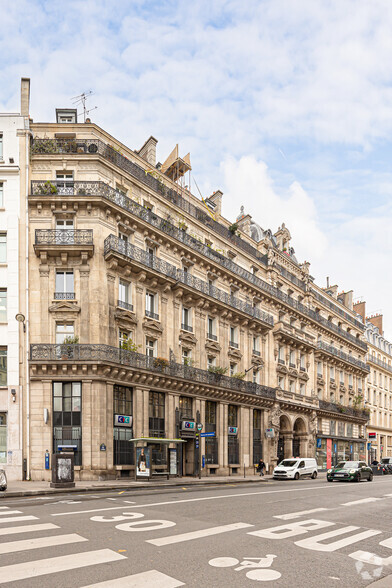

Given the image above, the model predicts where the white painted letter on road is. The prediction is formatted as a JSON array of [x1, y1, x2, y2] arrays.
[[248, 519, 334, 540]]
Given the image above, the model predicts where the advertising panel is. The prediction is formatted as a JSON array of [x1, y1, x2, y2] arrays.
[[326, 438, 332, 469], [136, 447, 150, 478]]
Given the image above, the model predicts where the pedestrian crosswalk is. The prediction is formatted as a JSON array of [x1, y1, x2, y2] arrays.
[[0, 505, 185, 587]]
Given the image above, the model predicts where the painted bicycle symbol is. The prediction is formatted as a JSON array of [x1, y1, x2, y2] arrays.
[[209, 554, 281, 581]]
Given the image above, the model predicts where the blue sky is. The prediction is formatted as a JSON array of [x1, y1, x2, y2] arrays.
[[1, 0, 392, 337]]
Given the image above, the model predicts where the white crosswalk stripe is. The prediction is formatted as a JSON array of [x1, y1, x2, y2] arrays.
[[0, 515, 37, 524], [80, 569, 184, 587], [0, 510, 22, 516], [0, 549, 126, 584], [147, 522, 253, 546], [0, 533, 87, 554], [0, 523, 59, 536]]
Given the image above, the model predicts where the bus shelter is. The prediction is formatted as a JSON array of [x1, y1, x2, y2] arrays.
[[130, 438, 185, 480]]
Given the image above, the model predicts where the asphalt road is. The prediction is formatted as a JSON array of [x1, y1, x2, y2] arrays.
[[1, 476, 392, 587]]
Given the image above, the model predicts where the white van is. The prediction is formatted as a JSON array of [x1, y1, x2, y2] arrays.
[[273, 458, 318, 480]]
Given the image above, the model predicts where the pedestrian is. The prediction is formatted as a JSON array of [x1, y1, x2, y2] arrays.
[[257, 459, 266, 476]]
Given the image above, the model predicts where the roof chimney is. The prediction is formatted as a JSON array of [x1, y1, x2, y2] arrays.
[[20, 78, 30, 117], [368, 314, 383, 336]]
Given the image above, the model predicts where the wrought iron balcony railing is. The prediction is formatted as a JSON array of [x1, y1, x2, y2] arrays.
[[145, 310, 159, 321], [319, 399, 369, 420], [35, 229, 93, 246], [252, 349, 261, 356], [316, 341, 370, 372], [207, 333, 218, 341], [229, 341, 239, 349], [31, 179, 365, 347], [367, 355, 392, 374], [29, 344, 277, 401], [104, 235, 274, 327], [117, 299, 134, 312], [181, 323, 193, 333], [54, 292, 75, 300]]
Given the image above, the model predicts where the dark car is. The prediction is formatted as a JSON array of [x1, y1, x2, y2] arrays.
[[0, 469, 6, 492], [327, 461, 373, 483]]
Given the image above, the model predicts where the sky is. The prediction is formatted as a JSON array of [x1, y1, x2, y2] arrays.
[[1, 0, 392, 338]]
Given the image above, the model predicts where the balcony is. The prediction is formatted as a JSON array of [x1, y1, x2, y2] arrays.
[[117, 300, 134, 312], [29, 343, 277, 401], [252, 349, 261, 357], [316, 341, 370, 373], [367, 355, 392, 374], [54, 292, 75, 300], [181, 323, 193, 333], [34, 229, 94, 257], [229, 341, 239, 349], [319, 399, 369, 421], [145, 310, 159, 321], [207, 333, 218, 341], [273, 321, 316, 351], [104, 235, 274, 328], [31, 178, 365, 346]]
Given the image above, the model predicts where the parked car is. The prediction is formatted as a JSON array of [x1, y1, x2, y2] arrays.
[[0, 469, 6, 492], [327, 461, 373, 482], [273, 458, 318, 480]]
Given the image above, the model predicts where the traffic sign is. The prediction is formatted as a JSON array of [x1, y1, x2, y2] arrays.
[[197, 424, 203, 431]]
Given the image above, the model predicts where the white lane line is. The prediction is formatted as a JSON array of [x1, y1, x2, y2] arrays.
[[0, 523, 59, 536], [0, 515, 37, 524], [0, 507, 9, 510], [80, 569, 184, 587], [0, 549, 126, 584], [124, 501, 136, 504], [0, 533, 88, 555], [147, 522, 253, 546], [274, 508, 329, 520], [107, 498, 117, 501], [0, 510, 22, 516], [52, 484, 335, 516], [341, 497, 382, 506]]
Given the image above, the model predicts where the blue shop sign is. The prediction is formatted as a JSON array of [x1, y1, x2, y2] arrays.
[[316, 438, 322, 449]]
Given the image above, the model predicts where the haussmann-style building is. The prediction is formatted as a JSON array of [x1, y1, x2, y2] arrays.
[[25, 94, 371, 481]]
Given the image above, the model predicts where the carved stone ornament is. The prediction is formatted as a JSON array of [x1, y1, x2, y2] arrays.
[[48, 301, 81, 317], [114, 308, 138, 328], [276, 364, 288, 375], [228, 347, 243, 361], [269, 405, 283, 428], [205, 340, 222, 353], [298, 371, 309, 381], [179, 331, 197, 345], [142, 318, 163, 334], [309, 414, 318, 436]]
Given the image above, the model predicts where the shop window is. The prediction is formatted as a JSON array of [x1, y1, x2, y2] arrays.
[[228, 404, 238, 427], [113, 385, 133, 466], [0, 412, 6, 463], [330, 420, 336, 435], [53, 382, 82, 465]]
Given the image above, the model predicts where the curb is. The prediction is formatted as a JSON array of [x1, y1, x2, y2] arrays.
[[0, 476, 272, 498]]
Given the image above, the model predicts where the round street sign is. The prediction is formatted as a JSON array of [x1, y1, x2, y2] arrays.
[[197, 424, 203, 431]]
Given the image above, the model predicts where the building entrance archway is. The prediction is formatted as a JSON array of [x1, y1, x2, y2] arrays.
[[293, 417, 308, 458], [277, 415, 291, 462]]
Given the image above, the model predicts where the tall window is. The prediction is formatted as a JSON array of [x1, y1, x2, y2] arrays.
[[300, 353, 305, 370], [55, 271, 74, 299], [113, 385, 133, 466], [253, 409, 263, 464], [330, 367, 335, 381], [53, 382, 82, 465], [0, 290, 6, 322], [0, 413, 6, 463], [119, 330, 131, 348], [118, 279, 132, 310], [56, 171, 74, 194], [278, 346, 284, 363], [0, 183, 3, 207], [56, 323, 74, 344], [146, 292, 158, 320], [182, 307, 192, 331], [228, 405, 239, 465], [230, 363, 237, 377], [182, 348, 192, 366], [0, 348, 6, 386], [207, 356, 216, 369], [0, 133, 3, 159], [207, 317, 216, 340], [317, 362, 323, 376], [149, 391, 165, 437], [0, 233, 6, 263], [229, 326, 238, 347], [146, 338, 156, 358], [289, 349, 295, 366], [179, 396, 193, 419], [205, 401, 218, 464], [253, 336, 260, 355]]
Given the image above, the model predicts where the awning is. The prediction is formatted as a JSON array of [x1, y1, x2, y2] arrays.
[[129, 438, 186, 444]]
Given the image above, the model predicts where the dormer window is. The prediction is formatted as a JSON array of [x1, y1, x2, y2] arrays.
[[56, 109, 77, 124]]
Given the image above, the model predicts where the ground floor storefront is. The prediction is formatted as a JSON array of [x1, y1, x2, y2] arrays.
[[315, 437, 366, 470], [27, 361, 367, 480]]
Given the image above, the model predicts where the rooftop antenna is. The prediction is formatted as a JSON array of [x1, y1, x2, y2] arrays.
[[71, 91, 97, 122]]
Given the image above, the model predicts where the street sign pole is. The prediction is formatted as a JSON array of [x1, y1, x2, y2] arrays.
[[197, 423, 203, 479]]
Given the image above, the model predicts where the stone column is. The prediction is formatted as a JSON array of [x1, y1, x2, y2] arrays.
[[79, 262, 90, 343], [283, 433, 293, 458], [218, 402, 225, 472], [222, 403, 228, 472], [81, 379, 92, 476], [106, 382, 114, 473], [30, 379, 52, 481], [39, 260, 50, 341]]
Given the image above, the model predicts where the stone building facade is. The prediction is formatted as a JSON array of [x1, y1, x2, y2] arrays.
[[355, 303, 392, 462], [0, 79, 30, 481], [27, 110, 369, 480]]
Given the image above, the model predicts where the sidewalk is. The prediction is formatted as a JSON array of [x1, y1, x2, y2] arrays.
[[1, 473, 276, 498]]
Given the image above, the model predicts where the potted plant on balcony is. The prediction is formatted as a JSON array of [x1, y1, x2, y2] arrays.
[[60, 336, 79, 360], [38, 181, 58, 195], [208, 366, 228, 382], [232, 371, 246, 380], [153, 357, 169, 370], [178, 219, 188, 232], [228, 223, 238, 236]]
